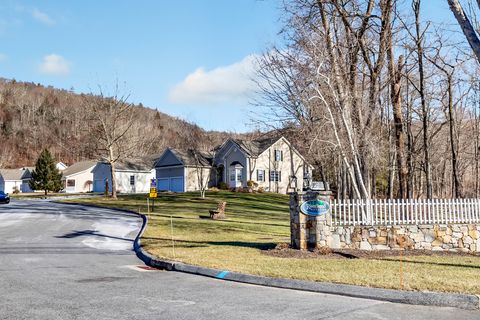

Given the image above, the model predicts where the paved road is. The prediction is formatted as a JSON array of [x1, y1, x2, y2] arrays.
[[0, 200, 478, 320]]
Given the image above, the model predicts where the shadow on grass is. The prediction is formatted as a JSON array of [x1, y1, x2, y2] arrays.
[[376, 257, 480, 269], [143, 237, 277, 250]]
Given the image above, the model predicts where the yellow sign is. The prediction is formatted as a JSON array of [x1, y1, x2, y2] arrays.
[[149, 187, 157, 198]]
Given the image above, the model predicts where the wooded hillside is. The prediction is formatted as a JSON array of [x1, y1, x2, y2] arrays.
[[0, 78, 232, 168]]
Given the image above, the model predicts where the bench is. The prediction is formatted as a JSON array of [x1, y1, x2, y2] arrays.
[[209, 201, 227, 219]]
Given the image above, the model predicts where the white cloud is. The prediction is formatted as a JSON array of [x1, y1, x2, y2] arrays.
[[168, 54, 259, 105], [39, 54, 70, 76], [32, 8, 55, 26]]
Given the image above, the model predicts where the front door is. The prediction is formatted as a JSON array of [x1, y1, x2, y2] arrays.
[[229, 167, 242, 188]]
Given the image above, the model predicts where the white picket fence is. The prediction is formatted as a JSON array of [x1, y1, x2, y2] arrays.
[[331, 198, 480, 226]]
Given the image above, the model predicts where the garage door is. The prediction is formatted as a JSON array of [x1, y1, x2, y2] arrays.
[[157, 177, 184, 192], [157, 178, 169, 191], [93, 180, 104, 192], [170, 177, 184, 192]]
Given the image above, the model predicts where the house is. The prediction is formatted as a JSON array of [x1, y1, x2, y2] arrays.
[[56, 162, 68, 171], [213, 136, 313, 194], [61, 160, 97, 193], [154, 136, 313, 194], [0, 168, 33, 193], [154, 148, 213, 192], [92, 158, 156, 194]]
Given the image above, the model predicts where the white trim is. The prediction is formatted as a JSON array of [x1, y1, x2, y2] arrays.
[[183, 168, 187, 192]]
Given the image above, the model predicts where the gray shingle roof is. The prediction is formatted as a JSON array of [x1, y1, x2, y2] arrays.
[[99, 158, 153, 172], [0, 169, 31, 181], [62, 160, 97, 177], [231, 136, 282, 157], [170, 149, 212, 167]]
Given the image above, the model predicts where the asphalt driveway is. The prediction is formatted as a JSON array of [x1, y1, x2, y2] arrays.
[[0, 200, 477, 320]]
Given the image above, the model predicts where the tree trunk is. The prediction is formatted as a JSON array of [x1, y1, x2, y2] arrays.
[[446, 74, 461, 198], [406, 76, 414, 199], [391, 55, 407, 199], [109, 146, 117, 199], [447, 0, 480, 63], [414, 0, 433, 198]]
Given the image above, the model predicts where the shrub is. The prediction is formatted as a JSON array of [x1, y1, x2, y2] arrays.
[[218, 182, 228, 190], [247, 180, 258, 188], [257, 187, 265, 193], [12, 187, 20, 194]]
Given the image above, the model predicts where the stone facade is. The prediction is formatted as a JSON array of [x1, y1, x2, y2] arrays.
[[290, 192, 480, 253]]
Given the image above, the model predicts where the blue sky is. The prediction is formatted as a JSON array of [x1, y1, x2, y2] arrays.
[[0, 0, 463, 132]]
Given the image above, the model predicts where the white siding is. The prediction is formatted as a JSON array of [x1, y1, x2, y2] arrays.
[[92, 163, 153, 194]]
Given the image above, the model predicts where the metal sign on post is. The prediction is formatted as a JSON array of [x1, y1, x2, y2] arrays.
[[300, 199, 330, 216], [148, 179, 157, 212], [149, 188, 157, 198]]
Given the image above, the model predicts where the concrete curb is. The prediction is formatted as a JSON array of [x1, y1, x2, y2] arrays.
[[57, 201, 480, 310]]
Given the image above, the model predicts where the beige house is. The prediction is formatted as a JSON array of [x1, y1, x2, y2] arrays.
[[61, 160, 97, 193], [155, 136, 312, 194], [213, 136, 313, 194]]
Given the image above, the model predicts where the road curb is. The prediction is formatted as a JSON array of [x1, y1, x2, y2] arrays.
[[56, 201, 480, 310]]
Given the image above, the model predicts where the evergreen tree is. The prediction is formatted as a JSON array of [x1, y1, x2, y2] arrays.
[[29, 149, 63, 195]]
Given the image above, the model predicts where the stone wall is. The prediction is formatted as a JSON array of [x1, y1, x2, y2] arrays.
[[320, 224, 480, 253], [290, 192, 480, 253]]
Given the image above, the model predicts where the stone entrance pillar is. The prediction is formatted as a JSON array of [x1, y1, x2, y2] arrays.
[[289, 191, 332, 249]]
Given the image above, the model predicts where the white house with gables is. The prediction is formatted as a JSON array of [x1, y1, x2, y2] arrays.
[[0, 168, 33, 193], [92, 158, 155, 194]]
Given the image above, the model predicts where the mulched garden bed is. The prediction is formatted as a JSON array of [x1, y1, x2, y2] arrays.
[[263, 243, 480, 260]]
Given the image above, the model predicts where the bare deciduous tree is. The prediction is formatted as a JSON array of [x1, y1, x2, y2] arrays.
[[85, 83, 136, 199]]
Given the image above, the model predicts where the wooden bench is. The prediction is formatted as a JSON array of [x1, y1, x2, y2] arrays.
[[209, 201, 227, 219]]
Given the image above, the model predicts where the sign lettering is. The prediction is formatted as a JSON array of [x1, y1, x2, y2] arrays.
[[300, 199, 330, 216]]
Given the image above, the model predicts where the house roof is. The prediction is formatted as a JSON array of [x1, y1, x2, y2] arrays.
[[62, 160, 97, 177], [99, 158, 153, 172], [230, 136, 283, 157], [0, 168, 31, 181], [165, 148, 213, 167]]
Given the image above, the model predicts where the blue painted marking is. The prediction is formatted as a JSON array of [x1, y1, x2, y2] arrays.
[[216, 271, 229, 279]]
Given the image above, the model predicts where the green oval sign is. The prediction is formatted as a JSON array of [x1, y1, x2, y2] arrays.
[[300, 199, 330, 216]]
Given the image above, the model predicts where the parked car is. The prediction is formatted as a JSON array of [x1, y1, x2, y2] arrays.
[[0, 191, 10, 204]]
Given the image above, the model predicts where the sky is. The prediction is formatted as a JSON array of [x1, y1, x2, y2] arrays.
[[0, 0, 464, 133]]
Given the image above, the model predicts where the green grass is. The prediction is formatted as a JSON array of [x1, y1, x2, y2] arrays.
[[63, 191, 480, 294]]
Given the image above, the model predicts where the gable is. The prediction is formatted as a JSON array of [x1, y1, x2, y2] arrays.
[[155, 149, 184, 167], [259, 137, 311, 167], [214, 139, 249, 164]]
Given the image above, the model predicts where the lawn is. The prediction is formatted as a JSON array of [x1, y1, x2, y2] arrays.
[[63, 191, 480, 294]]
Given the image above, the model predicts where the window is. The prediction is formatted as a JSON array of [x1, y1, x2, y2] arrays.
[[130, 175, 135, 186], [230, 170, 236, 181], [236, 168, 242, 181], [269, 171, 281, 182], [67, 179, 75, 187], [274, 149, 283, 162], [257, 169, 265, 182]]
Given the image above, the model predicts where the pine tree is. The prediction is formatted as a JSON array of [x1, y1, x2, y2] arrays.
[[29, 149, 63, 195]]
